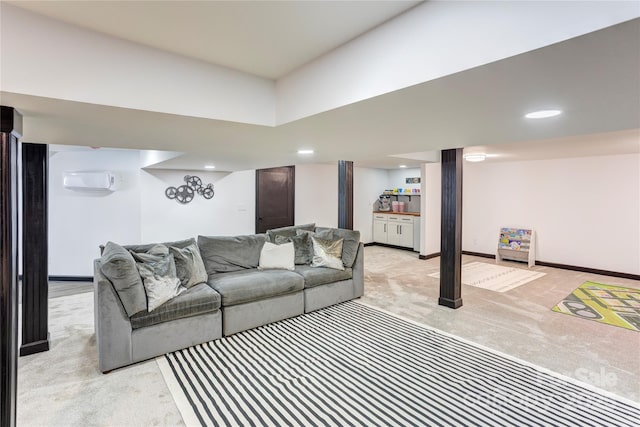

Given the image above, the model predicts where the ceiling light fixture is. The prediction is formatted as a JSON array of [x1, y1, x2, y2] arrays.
[[399, 165, 407, 168], [463, 153, 486, 162], [204, 165, 216, 169], [525, 109, 562, 119], [297, 149, 314, 155]]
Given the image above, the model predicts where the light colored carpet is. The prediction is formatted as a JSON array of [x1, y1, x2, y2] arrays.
[[429, 261, 546, 292], [17, 292, 183, 427]]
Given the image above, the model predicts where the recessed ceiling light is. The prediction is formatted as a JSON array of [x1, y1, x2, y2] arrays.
[[525, 109, 562, 119], [297, 149, 314, 155], [463, 153, 486, 162], [399, 165, 407, 168], [204, 165, 216, 169]]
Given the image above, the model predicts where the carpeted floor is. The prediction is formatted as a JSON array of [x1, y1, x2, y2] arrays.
[[17, 292, 184, 426], [16, 247, 640, 425]]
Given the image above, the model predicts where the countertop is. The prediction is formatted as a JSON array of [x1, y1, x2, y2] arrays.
[[373, 211, 421, 217]]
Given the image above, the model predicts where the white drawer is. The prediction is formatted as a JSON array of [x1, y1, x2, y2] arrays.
[[388, 216, 413, 222]]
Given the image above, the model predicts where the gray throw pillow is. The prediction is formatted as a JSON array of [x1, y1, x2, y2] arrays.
[[311, 236, 345, 271], [198, 234, 267, 274], [169, 242, 208, 288], [266, 223, 315, 243], [275, 233, 313, 265], [99, 241, 148, 317], [124, 238, 195, 255], [295, 228, 333, 262], [315, 227, 361, 268], [131, 247, 184, 312]]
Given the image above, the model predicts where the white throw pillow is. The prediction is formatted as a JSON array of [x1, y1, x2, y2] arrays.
[[258, 241, 295, 271]]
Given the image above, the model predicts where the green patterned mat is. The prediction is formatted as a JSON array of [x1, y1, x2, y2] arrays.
[[552, 281, 640, 331]]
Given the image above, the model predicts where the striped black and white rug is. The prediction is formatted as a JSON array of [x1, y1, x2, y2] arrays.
[[157, 301, 640, 427]]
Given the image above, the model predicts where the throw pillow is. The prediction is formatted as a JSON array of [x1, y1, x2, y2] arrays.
[[124, 238, 195, 255], [295, 228, 334, 262], [169, 242, 208, 288], [131, 246, 184, 312], [315, 227, 361, 268], [275, 233, 313, 265], [99, 241, 148, 317], [311, 236, 345, 271], [258, 241, 295, 271], [266, 223, 315, 243]]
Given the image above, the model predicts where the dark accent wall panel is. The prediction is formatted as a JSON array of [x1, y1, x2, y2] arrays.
[[338, 160, 353, 230], [1, 106, 21, 427], [439, 148, 463, 309], [20, 143, 50, 356]]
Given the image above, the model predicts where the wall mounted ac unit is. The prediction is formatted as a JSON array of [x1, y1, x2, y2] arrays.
[[63, 171, 116, 191]]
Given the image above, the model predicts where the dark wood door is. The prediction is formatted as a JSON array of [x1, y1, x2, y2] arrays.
[[255, 166, 295, 233]]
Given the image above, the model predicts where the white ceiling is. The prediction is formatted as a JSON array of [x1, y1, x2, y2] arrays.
[[4, 17, 639, 171], [8, 0, 421, 79]]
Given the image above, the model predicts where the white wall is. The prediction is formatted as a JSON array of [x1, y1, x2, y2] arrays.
[[294, 163, 338, 228], [295, 164, 390, 242], [48, 149, 256, 276], [139, 169, 255, 243], [48, 149, 640, 276], [354, 167, 389, 243], [463, 154, 640, 275], [388, 168, 421, 192], [1, 4, 275, 126], [421, 163, 441, 257], [276, 1, 639, 124], [48, 150, 142, 276]]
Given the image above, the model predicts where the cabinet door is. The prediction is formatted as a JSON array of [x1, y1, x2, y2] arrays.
[[373, 220, 388, 243], [387, 222, 401, 245], [398, 224, 414, 248]]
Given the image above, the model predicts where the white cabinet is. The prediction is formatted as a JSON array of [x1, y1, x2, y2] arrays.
[[387, 215, 414, 248], [372, 213, 416, 249], [373, 214, 388, 243]]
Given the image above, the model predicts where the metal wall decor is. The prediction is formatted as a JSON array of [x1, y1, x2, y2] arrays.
[[165, 175, 214, 204]]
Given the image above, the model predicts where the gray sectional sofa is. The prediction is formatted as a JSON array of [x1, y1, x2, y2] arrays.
[[94, 224, 363, 372]]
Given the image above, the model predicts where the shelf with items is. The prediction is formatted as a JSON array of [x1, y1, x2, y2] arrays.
[[496, 227, 536, 268], [380, 193, 420, 202]]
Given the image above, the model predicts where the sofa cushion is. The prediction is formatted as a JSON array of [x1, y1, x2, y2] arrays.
[[207, 269, 304, 306], [99, 241, 147, 317], [198, 234, 267, 274], [275, 233, 313, 265], [130, 283, 221, 329], [315, 227, 361, 268], [266, 223, 315, 242], [169, 241, 208, 288], [294, 265, 353, 288]]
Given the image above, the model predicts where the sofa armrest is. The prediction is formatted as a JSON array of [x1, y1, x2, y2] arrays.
[[352, 242, 365, 298], [94, 259, 133, 373]]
